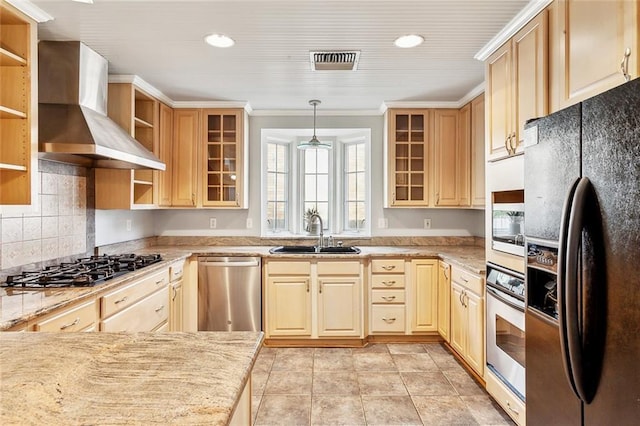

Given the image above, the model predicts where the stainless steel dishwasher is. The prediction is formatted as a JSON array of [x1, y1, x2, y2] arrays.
[[197, 256, 262, 331]]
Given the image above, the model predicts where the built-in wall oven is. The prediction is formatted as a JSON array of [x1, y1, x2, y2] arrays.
[[486, 262, 526, 401]]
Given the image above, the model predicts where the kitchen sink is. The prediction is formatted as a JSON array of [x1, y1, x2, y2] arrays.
[[269, 245, 361, 254]]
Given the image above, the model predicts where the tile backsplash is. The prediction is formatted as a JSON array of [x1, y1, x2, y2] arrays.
[[1, 169, 88, 270]]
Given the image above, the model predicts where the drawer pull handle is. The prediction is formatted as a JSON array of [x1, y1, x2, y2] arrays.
[[172, 286, 178, 301], [506, 401, 519, 415], [155, 279, 165, 286], [382, 280, 396, 286], [461, 276, 469, 283], [381, 296, 396, 301], [381, 265, 396, 271], [382, 317, 396, 323], [60, 317, 80, 330], [114, 296, 128, 305], [155, 305, 165, 313]]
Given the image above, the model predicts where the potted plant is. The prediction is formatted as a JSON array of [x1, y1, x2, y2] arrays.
[[304, 206, 319, 235]]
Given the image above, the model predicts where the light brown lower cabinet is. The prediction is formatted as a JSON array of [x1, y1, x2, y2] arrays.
[[410, 259, 438, 332], [450, 266, 485, 376], [437, 261, 451, 342], [34, 299, 97, 332], [264, 259, 363, 339], [101, 286, 169, 332]]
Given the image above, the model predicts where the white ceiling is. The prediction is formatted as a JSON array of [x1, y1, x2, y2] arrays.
[[31, 0, 529, 111]]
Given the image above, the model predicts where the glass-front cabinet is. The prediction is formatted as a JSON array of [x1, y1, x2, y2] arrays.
[[201, 109, 246, 207], [386, 109, 430, 207]]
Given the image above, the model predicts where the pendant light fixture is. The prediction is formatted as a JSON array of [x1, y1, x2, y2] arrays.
[[297, 99, 332, 150]]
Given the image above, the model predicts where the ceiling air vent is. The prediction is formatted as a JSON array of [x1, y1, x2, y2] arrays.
[[310, 51, 360, 71]]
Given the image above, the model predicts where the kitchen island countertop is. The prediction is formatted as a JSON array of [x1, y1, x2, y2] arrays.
[[0, 331, 263, 425]]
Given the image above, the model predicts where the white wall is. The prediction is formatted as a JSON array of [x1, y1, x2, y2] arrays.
[[95, 209, 156, 246], [151, 114, 485, 238]]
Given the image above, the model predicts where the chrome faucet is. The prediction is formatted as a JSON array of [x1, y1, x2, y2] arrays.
[[309, 213, 324, 250]]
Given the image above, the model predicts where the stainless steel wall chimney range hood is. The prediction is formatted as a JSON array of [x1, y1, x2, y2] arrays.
[[38, 41, 165, 170]]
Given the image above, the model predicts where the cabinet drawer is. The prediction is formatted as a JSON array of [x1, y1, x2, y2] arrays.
[[451, 267, 483, 295], [100, 287, 169, 332], [371, 289, 405, 304], [101, 268, 169, 318], [317, 261, 360, 275], [267, 261, 311, 275], [35, 300, 96, 332], [371, 259, 405, 273], [486, 369, 525, 425], [371, 305, 405, 332], [371, 275, 405, 289], [169, 262, 184, 282]]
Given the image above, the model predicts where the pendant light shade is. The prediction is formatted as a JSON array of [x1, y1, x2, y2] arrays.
[[297, 100, 332, 150]]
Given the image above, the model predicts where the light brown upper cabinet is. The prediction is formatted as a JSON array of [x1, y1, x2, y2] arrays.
[[486, 11, 548, 161], [172, 109, 199, 207], [470, 94, 485, 207], [96, 84, 160, 209], [549, 0, 638, 112], [385, 110, 431, 207], [157, 102, 174, 207], [434, 109, 469, 207], [0, 2, 35, 205], [201, 109, 247, 208]]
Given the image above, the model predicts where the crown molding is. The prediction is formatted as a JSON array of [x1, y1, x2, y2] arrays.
[[250, 109, 381, 117], [108, 74, 174, 106], [6, 0, 53, 22], [457, 82, 486, 106], [474, 0, 553, 61], [172, 101, 252, 113], [382, 100, 461, 110]]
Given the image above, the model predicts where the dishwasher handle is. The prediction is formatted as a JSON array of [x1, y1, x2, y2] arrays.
[[198, 257, 260, 268]]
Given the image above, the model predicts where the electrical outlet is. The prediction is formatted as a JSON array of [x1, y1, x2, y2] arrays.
[[378, 218, 388, 229], [424, 218, 431, 229], [209, 218, 217, 229], [126, 219, 132, 231], [246, 218, 253, 229]]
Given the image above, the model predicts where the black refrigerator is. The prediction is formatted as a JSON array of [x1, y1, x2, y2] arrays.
[[524, 78, 640, 425]]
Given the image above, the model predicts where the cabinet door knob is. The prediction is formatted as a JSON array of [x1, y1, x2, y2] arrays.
[[621, 47, 632, 82]]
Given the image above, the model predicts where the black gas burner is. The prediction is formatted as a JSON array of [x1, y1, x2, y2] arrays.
[[2, 254, 162, 288]]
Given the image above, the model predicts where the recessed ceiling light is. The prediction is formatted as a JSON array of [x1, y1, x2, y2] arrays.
[[204, 34, 235, 48], [72, 0, 94, 4], [394, 34, 424, 48]]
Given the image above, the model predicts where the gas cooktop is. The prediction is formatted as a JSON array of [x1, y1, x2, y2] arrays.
[[1, 254, 162, 288]]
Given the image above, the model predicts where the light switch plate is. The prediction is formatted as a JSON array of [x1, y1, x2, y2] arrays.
[[424, 219, 431, 229], [378, 218, 388, 229], [209, 218, 217, 229], [246, 218, 253, 229], [126, 219, 132, 231]]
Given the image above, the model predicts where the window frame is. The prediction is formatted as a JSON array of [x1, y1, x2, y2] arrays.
[[261, 128, 371, 237]]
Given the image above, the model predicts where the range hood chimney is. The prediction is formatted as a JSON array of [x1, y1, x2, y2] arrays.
[[38, 41, 165, 170]]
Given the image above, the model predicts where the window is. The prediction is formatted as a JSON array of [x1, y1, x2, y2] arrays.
[[261, 129, 370, 236], [265, 140, 289, 233]]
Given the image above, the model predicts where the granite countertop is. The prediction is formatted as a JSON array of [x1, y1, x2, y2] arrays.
[[144, 244, 486, 274], [0, 251, 192, 331], [0, 245, 484, 331], [0, 331, 263, 425]]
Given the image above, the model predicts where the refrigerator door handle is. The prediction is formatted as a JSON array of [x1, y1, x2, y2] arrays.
[[557, 177, 581, 400], [565, 177, 593, 403]]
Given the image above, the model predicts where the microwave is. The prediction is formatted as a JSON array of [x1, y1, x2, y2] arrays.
[[492, 201, 525, 256]]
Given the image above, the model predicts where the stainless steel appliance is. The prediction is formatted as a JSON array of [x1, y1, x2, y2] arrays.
[[491, 195, 525, 256], [1, 254, 162, 288], [486, 263, 525, 401], [197, 256, 262, 331], [524, 78, 640, 424], [38, 41, 164, 170]]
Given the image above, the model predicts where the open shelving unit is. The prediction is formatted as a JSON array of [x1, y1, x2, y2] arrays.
[[96, 84, 159, 209], [0, 2, 32, 204]]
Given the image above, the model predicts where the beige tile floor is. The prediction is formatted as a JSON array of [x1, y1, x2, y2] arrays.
[[251, 343, 515, 425]]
